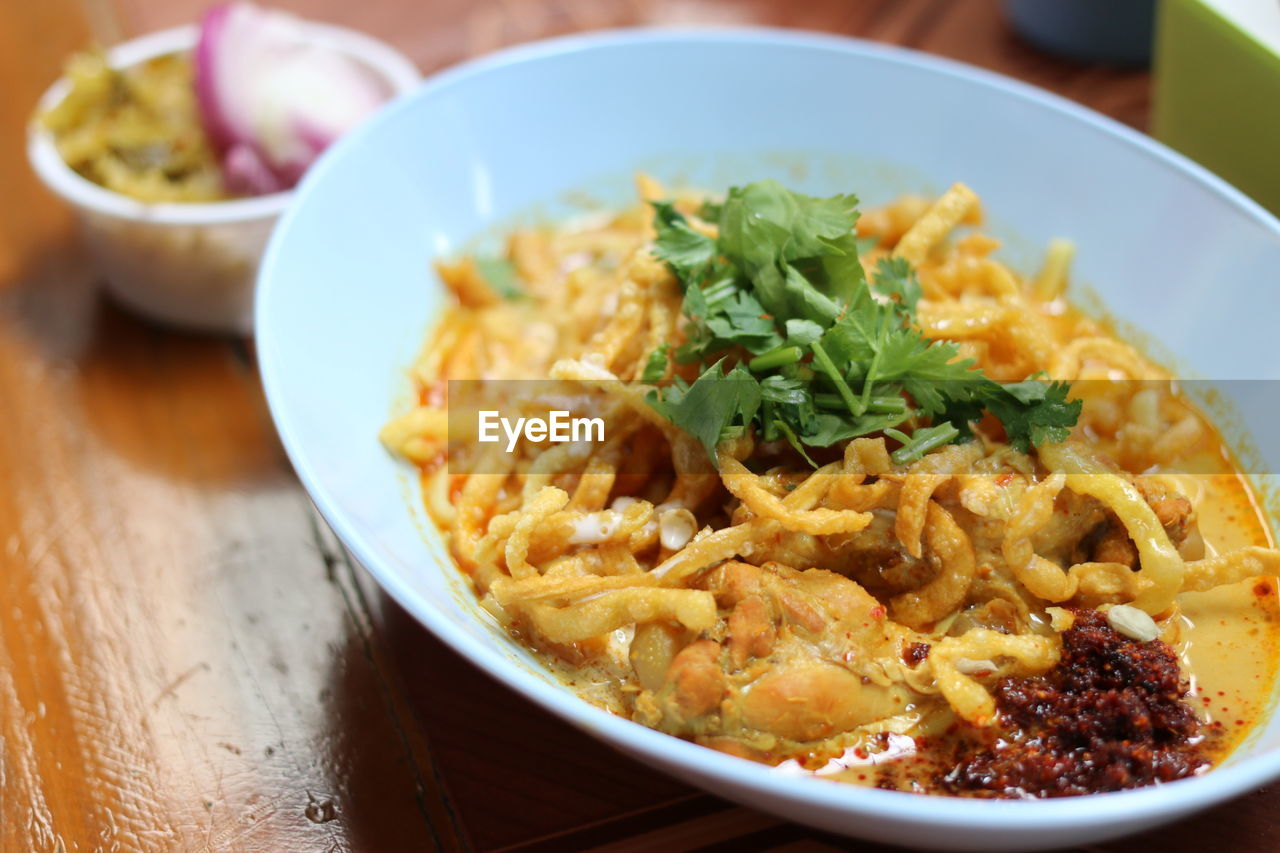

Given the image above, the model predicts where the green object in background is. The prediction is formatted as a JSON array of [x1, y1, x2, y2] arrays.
[[1153, 0, 1280, 217]]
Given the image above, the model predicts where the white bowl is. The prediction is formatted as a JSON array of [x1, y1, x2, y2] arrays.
[[27, 23, 420, 334], [255, 29, 1280, 850]]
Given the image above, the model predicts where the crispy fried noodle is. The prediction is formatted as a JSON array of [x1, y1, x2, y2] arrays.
[[381, 177, 1280, 797]]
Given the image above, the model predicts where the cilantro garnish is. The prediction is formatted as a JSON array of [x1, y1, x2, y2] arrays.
[[644, 181, 1080, 464], [474, 256, 523, 300], [644, 359, 760, 461], [640, 343, 671, 383]]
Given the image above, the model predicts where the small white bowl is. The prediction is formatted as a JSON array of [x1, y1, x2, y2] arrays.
[[27, 22, 420, 334]]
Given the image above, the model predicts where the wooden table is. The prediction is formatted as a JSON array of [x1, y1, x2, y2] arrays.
[[2, 1, 1276, 850]]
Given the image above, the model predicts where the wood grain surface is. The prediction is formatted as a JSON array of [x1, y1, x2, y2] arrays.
[[1, 1, 1275, 851]]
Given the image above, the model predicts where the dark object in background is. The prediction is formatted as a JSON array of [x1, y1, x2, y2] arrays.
[[1003, 0, 1157, 66]]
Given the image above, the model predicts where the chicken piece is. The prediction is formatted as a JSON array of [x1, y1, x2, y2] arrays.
[[740, 662, 880, 741], [771, 584, 827, 634], [832, 510, 933, 596], [1031, 488, 1109, 567], [698, 560, 764, 607], [728, 565, 919, 742], [1090, 520, 1139, 567], [947, 598, 1024, 636], [664, 639, 726, 720], [1134, 477, 1195, 546], [1073, 479, 1198, 569], [646, 561, 926, 744], [761, 564, 898, 651], [727, 595, 775, 669]]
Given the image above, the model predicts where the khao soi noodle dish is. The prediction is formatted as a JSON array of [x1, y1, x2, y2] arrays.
[[381, 177, 1280, 798]]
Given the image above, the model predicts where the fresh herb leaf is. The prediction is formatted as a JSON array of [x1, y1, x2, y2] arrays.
[[887, 422, 961, 465], [703, 290, 784, 354], [784, 318, 824, 347], [870, 257, 922, 319], [773, 418, 819, 468], [717, 180, 866, 322], [651, 201, 718, 285], [641, 343, 670, 383], [646, 360, 761, 462], [803, 409, 914, 447], [643, 180, 1080, 466], [697, 199, 723, 224], [981, 378, 1082, 452], [474, 257, 522, 299], [718, 180, 860, 265], [758, 374, 811, 406]]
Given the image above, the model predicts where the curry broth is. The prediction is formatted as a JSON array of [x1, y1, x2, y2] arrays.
[[390, 183, 1280, 797], [1173, 468, 1280, 760], [419, 422, 1280, 793], [803, 456, 1280, 790]]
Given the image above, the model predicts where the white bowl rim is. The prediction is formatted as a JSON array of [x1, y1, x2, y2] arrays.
[[257, 26, 1280, 835], [26, 21, 421, 226]]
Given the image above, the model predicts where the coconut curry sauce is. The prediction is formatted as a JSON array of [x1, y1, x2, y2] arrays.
[[792, 464, 1280, 794], [388, 184, 1280, 800]]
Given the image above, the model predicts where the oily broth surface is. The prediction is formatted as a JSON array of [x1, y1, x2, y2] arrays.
[[812, 457, 1280, 790], [401, 196, 1280, 795], [416, 365, 1280, 792], [1174, 467, 1280, 760]]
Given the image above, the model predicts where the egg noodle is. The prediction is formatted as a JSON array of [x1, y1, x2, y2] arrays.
[[381, 177, 1280, 790]]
